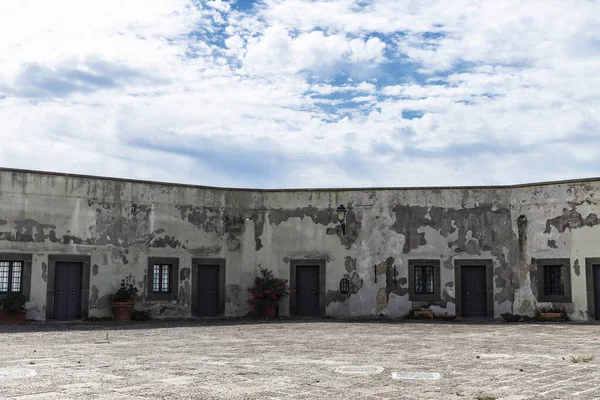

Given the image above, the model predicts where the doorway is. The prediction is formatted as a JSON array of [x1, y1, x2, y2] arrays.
[[594, 265, 600, 320], [197, 266, 219, 317], [290, 259, 325, 316], [191, 258, 226, 318], [296, 266, 320, 316], [461, 266, 487, 317], [54, 262, 82, 319], [46, 255, 90, 320], [454, 259, 493, 318]]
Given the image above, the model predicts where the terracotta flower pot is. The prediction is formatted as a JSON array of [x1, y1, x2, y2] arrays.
[[440, 314, 457, 321], [540, 312, 563, 320], [502, 314, 521, 322], [0, 311, 26, 324], [414, 310, 434, 319], [111, 302, 135, 321], [263, 304, 277, 319]]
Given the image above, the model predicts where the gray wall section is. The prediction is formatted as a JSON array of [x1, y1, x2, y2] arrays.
[[1, 168, 600, 320]]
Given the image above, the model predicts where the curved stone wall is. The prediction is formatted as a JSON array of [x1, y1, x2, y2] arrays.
[[0, 168, 599, 321]]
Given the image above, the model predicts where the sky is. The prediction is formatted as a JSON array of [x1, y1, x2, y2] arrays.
[[0, 0, 599, 189]]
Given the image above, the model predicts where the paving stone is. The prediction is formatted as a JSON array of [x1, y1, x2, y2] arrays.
[[1, 320, 600, 399]]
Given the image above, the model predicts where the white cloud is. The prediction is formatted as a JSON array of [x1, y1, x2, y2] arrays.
[[0, 0, 599, 188], [242, 26, 386, 75]]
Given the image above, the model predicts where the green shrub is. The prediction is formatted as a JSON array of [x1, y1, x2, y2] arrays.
[[0, 293, 27, 316]]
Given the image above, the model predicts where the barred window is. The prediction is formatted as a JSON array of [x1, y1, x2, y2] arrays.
[[0, 261, 23, 293], [544, 265, 565, 296], [414, 265, 434, 294], [152, 264, 172, 293]]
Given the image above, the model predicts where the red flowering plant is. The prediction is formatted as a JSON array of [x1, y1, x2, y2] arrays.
[[248, 267, 290, 313]]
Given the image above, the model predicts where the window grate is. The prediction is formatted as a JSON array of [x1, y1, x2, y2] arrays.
[[544, 265, 565, 296], [339, 278, 350, 294], [414, 266, 434, 294], [0, 261, 23, 293], [153, 264, 171, 293]]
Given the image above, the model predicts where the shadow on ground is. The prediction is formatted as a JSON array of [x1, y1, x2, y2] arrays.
[[1, 316, 597, 334]]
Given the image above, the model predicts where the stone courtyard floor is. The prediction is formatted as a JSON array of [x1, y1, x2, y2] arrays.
[[1, 319, 600, 400]]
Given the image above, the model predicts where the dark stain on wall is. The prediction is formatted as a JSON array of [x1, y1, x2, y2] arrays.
[[390, 203, 517, 306], [110, 248, 128, 265], [345, 256, 357, 273], [149, 235, 183, 249], [390, 206, 429, 253], [349, 272, 363, 294], [177, 205, 245, 252], [0, 219, 6, 225], [0, 201, 156, 246], [90, 201, 154, 247], [528, 258, 538, 299], [270, 205, 360, 249], [41, 262, 48, 283], [414, 282, 455, 310], [223, 214, 245, 252], [547, 240, 558, 248], [62, 233, 83, 244], [102, 253, 108, 265], [226, 284, 242, 307], [92, 264, 98, 276], [325, 256, 361, 306], [385, 257, 408, 299], [89, 285, 109, 309], [180, 268, 190, 282], [190, 245, 222, 256], [544, 206, 600, 233], [269, 206, 332, 226], [252, 213, 265, 251], [176, 205, 218, 233], [0, 219, 57, 242], [517, 215, 527, 258], [573, 259, 581, 277], [179, 280, 191, 306], [391, 204, 513, 255]]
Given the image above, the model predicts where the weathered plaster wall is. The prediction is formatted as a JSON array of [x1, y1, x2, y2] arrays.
[[1, 169, 599, 321]]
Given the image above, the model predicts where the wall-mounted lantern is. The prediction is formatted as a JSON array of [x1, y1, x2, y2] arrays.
[[335, 204, 347, 236]]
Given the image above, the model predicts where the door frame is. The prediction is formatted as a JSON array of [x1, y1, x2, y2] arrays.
[[585, 258, 600, 320], [454, 259, 494, 319], [46, 254, 90, 320], [289, 259, 326, 316], [191, 258, 226, 317]]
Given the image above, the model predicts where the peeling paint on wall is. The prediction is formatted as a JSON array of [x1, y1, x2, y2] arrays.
[[544, 206, 600, 233], [2, 169, 599, 321], [41, 262, 47, 283]]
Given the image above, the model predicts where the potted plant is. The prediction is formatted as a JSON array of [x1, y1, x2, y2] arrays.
[[109, 274, 139, 321], [414, 308, 434, 319], [404, 308, 434, 320], [439, 313, 457, 321], [248, 267, 289, 318], [537, 306, 566, 321], [0, 293, 27, 324], [501, 312, 522, 322]]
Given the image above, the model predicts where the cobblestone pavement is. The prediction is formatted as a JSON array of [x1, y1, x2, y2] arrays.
[[1, 319, 599, 399]]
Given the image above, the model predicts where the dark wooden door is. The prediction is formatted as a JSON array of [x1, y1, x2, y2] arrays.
[[197, 266, 219, 317], [461, 266, 487, 317], [297, 266, 320, 316], [594, 266, 600, 320], [54, 262, 82, 320]]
